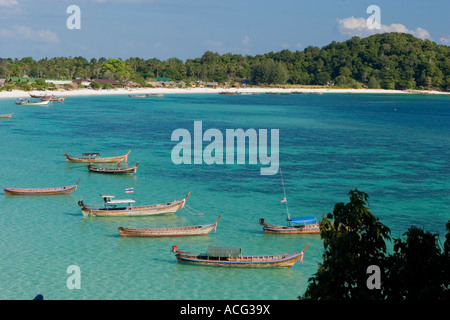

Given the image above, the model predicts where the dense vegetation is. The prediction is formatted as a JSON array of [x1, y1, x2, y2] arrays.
[[1, 32, 449, 91], [300, 189, 450, 300]]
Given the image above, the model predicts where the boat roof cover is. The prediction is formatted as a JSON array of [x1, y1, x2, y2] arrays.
[[207, 246, 241, 258], [106, 199, 135, 204], [82, 153, 100, 158], [291, 216, 317, 224]]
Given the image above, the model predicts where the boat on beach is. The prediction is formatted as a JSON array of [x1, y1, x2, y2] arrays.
[[4, 179, 81, 195], [64, 150, 131, 163], [219, 91, 240, 95], [15, 98, 51, 106], [172, 244, 308, 268], [31, 94, 66, 102], [0, 113, 13, 118], [118, 215, 221, 237], [78, 191, 191, 216], [88, 161, 138, 174]]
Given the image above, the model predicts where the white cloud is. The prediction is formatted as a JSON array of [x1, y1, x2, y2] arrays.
[[0, 25, 60, 43], [241, 35, 250, 46], [337, 16, 432, 40], [439, 36, 450, 45], [0, 0, 18, 6]]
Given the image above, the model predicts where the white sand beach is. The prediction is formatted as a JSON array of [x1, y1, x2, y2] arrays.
[[0, 87, 448, 99]]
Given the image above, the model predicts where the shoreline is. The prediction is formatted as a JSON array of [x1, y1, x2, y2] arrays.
[[0, 87, 448, 99]]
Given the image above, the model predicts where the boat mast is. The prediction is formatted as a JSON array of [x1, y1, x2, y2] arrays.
[[279, 168, 290, 221]]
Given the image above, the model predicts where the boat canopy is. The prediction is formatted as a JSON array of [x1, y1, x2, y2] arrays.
[[290, 216, 317, 225], [207, 246, 241, 258], [82, 153, 100, 158], [106, 199, 135, 204]]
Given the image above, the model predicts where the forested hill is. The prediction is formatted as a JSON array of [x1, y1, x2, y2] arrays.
[[1, 32, 449, 91]]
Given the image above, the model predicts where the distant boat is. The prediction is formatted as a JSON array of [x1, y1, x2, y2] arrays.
[[15, 98, 50, 106], [128, 94, 146, 98], [32, 94, 66, 102], [0, 113, 13, 118], [78, 191, 191, 216], [64, 150, 131, 163], [219, 91, 240, 95], [172, 244, 308, 268], [47, 96, 66, 102], [88, 162, 139, 174], [146, 93, 164, 97], [118, 215, 221, 237], [4, 179, 80, 195]]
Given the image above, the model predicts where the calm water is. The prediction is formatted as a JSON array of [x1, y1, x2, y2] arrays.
[[0, 92, 448, 300]]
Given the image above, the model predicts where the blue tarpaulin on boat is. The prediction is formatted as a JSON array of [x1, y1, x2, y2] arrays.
[[291, 216, 317, 225]]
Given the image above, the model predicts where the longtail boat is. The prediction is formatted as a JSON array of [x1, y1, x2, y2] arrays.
[[31, 94, 65, 102], [78, 191, 190, 216], [64, 150, 131, 163], [15, 98, 50, 106], [172, 244, 308, 268], [259, 217, 320, 234], [0, 113, 13, 118], [88, 162, 138, 174], [118, 215, 221, 237], [260, 169, 321, 234], [219, 91, 240, 95], [4, 179, 81, 195]]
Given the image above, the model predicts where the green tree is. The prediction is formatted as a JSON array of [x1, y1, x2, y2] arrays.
[[250, 59, 288, 85], [100, 58, 131, 82], [383, 226, 449, 300], [301, 189, 391, 300]]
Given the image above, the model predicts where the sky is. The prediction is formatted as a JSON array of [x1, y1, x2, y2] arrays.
[[0, 0, 448, 61]]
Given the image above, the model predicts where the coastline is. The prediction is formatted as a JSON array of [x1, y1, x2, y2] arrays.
[[0, 87, 448, 99]]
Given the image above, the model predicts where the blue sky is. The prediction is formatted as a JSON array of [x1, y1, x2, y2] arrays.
[[0, 0, 448, 60]]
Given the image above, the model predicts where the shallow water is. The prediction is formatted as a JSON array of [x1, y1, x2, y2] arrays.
[[0, 93, 448, 299]]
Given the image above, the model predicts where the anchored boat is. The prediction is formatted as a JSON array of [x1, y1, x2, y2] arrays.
[[64, 150, 131, 163], [259, 216, 320, 234], [78, 191, 190, 216], [88, 162, 138, 174], [259, 169, 320, 234], [4, 179, 81, 195], [118, 215, 221, 237], [172, 244, 308, 268]]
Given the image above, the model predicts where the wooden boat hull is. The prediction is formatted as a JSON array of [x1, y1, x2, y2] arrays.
[[88, 162, 138, 174], [65, 150, 130, 163], [118, 215, 221, 237], [4, 179, 80, 195], [262, 224, 320, 234], [0, 113, 13, 118], [173, 244, 308, 268], [16, 100, 50, 105], [259, 218, 320, 234], [79, 192, 190, 217]]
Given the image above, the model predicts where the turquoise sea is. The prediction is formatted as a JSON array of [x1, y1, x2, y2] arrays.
[[0, 92, 448, 300]]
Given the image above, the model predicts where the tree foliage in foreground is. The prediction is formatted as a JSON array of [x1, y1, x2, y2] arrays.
[[301, 189, 450, 300], [0, 33, 448, 90]]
